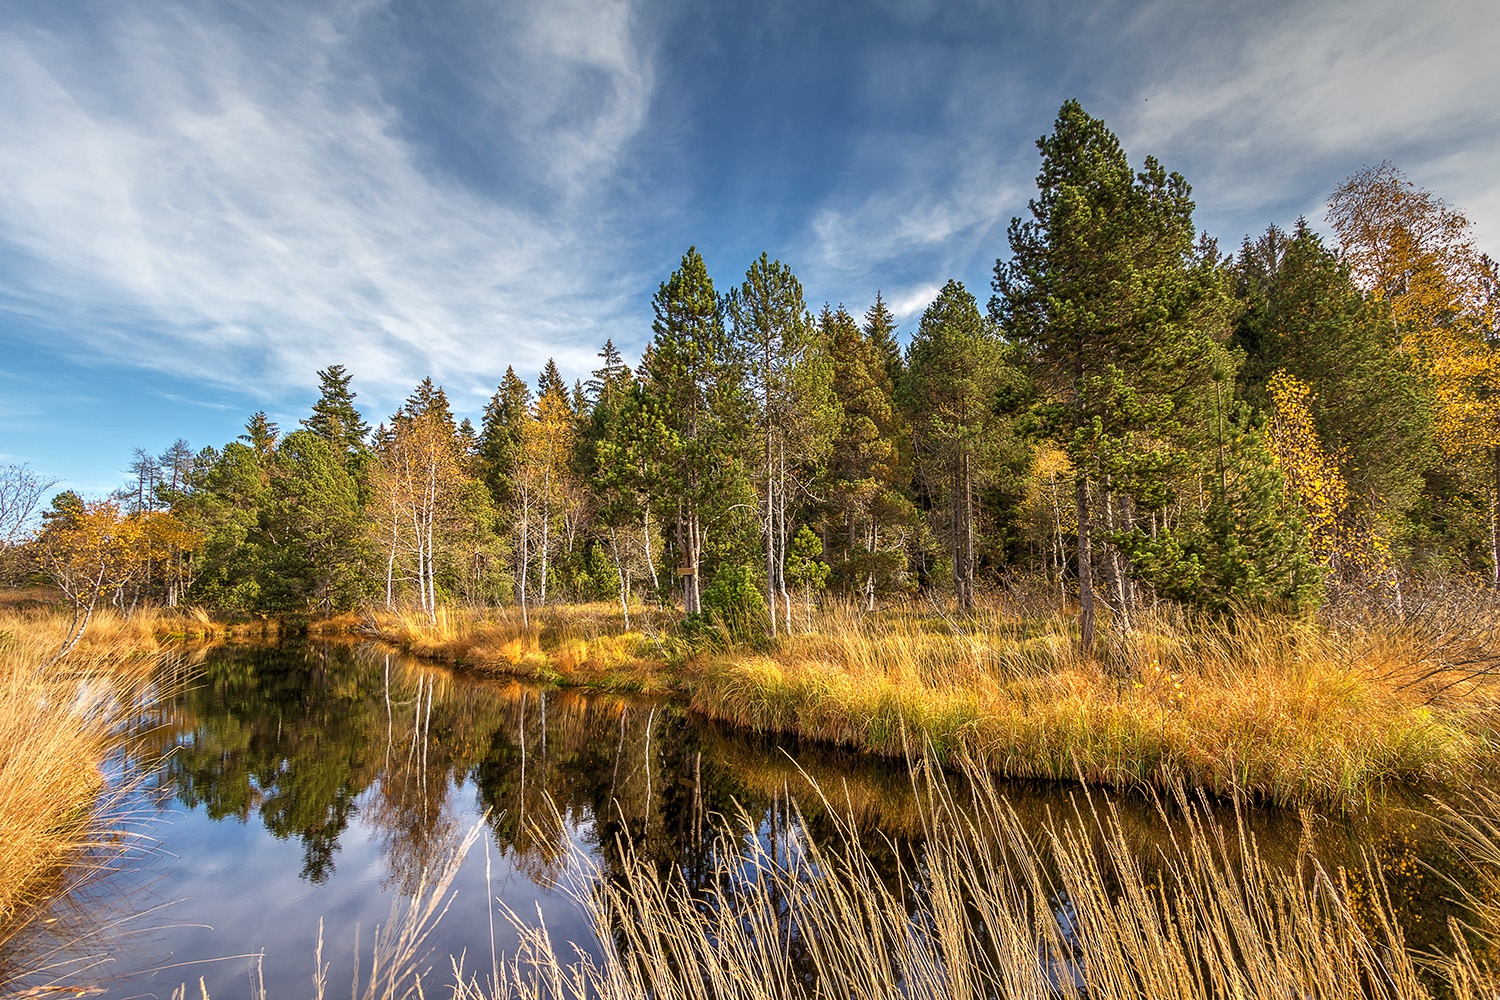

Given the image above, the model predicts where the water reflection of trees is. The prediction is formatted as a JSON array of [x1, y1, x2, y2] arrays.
[[136, 641, 1478, 974]]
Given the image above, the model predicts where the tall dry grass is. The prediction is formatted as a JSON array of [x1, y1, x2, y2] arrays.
[[366, 602, 679, 689], [691, 601, 1498, 807], [0, 599, 179, 991], [0, 633, 139, 953], [448, 759, 1500, 1000], [361, 593, 1499, 806]]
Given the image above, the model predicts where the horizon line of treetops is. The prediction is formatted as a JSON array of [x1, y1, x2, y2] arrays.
[[22, 101, 1500, 652]]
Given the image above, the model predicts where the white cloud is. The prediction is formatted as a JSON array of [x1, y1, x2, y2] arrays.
[[888, 282, 942, 323], [0, 0, 660, 419], [1107, 0, 1500, 242]]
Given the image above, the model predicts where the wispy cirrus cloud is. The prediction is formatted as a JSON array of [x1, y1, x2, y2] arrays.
[[0, 0, 661, 418], [1103, 0, 1500, 243]]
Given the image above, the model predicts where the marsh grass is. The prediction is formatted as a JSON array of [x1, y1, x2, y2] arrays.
[[365, 593, 1498, 806], [0, 615, 164, 991], [450, 758, 1500, 1000], [366, 602, 681, 690], [162, 757, 1500, 1000], [691, 601, 1498, 807], [0, 593, 285, 655]]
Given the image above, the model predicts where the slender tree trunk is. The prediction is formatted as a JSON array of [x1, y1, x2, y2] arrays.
[[765, 455, 777, 638], [425, 484, 437, 618], [1076, 472, 1094, 656], [1492, 446, 1500, 589], [539, 466, 551, 608], [643, 507, 660, 594], [778, 440, 791, 636], [390, 515, 402, 611], [609, 527, 631, 631], [48, 599, 96, 668], [963, 450, 975, 611], [518, 488, 530, 629], [764, 394, 777, 639], [689, 513, 702, 614], [1100, 487, 1130, 630]]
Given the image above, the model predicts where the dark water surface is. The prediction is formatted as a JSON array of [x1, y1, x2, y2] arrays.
[[8, 641, 1483, 998]]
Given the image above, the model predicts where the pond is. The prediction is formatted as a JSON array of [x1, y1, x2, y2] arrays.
[[4, 641, 1483, 998]]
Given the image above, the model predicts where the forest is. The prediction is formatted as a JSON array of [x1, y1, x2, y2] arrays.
[[6, 101, 1498, 656]]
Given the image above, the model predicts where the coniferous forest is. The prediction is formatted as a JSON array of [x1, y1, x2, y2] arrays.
[[8, 102, 1499, 653]]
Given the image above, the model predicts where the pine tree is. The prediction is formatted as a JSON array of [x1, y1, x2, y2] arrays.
[[994, 100, 1231, 648], [729, 252, 833, 636], [257, 430, 366, 616], [644, 246, 754, 615], [902, 280, 1020, 610]]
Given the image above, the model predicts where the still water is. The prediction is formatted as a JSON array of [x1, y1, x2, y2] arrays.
[[9, 641, 1481, 998]]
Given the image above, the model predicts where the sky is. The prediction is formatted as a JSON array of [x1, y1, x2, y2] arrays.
[[1, 0, 1498, 498]]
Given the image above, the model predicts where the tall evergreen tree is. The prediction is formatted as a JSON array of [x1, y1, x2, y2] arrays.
[[729, 253, 833, 635], [538, 359, 567, 402], [903, 280, 1019, 610], [822, 304, 912, 607], [863, 291, 903, 382], [301, 364, 371, 462], [257, 430, 366, 616], [240, 411, 281, 461], [1234, 221, 1432, 576], [479, 367, 534, 510], [644, 246, 753, 615], [994, 100, 1233, 647], [586, 338, 634, 409]]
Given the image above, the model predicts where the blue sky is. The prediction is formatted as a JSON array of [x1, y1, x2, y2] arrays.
[[2, 0, 1497, 497]]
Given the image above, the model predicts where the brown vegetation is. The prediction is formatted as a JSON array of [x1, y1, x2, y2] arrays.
[[372, 592, 1500, 809], [452, 761, 1500, 1000]]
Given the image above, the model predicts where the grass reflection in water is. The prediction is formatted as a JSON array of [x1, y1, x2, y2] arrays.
[[27, 640, 1500, 999]]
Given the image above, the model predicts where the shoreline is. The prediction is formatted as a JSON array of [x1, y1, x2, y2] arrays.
[[357, 599, 1500, 810]]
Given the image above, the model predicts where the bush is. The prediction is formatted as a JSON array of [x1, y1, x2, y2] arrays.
[[682, 564, 768, 648]]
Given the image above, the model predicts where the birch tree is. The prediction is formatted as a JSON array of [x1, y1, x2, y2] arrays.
[[1328, 163, 1500, 585]]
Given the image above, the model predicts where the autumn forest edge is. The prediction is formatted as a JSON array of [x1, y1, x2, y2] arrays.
[[13, 100, 1500, 652]]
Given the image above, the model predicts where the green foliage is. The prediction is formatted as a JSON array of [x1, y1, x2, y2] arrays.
[[254, 430, 368, 616], [785, 526, 830, 595], [1119, 403, 1322, 614], [300, 364, 370, 463], [820, 304, 916, 601], [902, 279, 1029, 608], [690, 563, 768, 647], [182, 442, 267, 612], [479, 367, 533, 510], [644, 246, 755, 613], [1234, 221, 1433, 530]]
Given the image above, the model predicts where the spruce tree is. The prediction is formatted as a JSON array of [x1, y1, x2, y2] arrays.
[[863, 291, 903, 382], [644, 246, 754, 615], [478, 368, 533, 509], [301, 365, 370, 461], [822, 304, 911, 607], [1234, 221, 1432, 559]]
